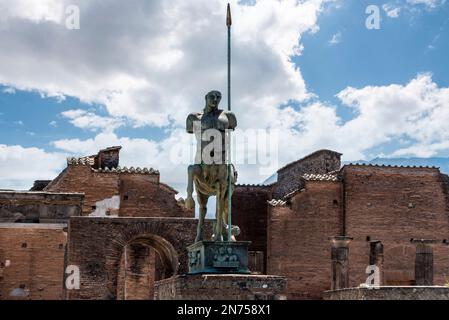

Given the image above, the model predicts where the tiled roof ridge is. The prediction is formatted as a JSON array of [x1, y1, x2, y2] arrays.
[[236, 183, 273, 188], [66, 156, 95, 166], [302, 173, 340, 182], [346, 163, 439, 169], [91, 166, 159, 175], [267, 199, 287, 207]]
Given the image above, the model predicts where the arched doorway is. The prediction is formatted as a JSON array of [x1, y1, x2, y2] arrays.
[[116, 234, 179, 300]]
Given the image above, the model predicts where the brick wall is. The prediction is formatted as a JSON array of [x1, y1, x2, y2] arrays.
[[45, 165, 120, 215], [65, 217, 200, 300], [45, 164, 192, 218], [116, 243, 155, 300], [232, 185, 272, 273], [119, 174, 192, 218], [0, 224, 67, 300], [274, 150, 341, 198], [342, 165, 449, 287], [267, 181, 343, 299]]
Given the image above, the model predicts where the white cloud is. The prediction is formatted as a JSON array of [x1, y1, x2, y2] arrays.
[[0, 145, 66, 190], [60, 109, 125, 132], [381, 0, 445, 20], [2, 87, 16, 94], [336, 73, 449, 158], [328, 31, 342, 45], [407, 0, 446, 8], [3, 73, 448, 193], [1, 0, 449, 193], [0, 0, 330, 129], [383, 4, 401, 18], [0, 0, 65, 24]]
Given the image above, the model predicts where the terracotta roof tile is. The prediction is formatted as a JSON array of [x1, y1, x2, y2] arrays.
[[267, 199, 287, 207], [91, 166, 159, 175], [302, 173, 340, 182]]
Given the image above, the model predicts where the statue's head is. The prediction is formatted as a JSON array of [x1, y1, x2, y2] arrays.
[[205, 90, 222, 111]]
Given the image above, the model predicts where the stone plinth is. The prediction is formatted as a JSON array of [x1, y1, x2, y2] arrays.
[[323, 286, 449, 300], [187, 241, 251, 274], [154, 274, 287, 300]]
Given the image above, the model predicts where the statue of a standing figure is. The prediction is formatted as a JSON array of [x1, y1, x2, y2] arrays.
[[185, 90, 239, 242]]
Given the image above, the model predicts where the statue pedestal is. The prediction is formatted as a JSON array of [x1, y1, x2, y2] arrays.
[[154, 274, 287, 300], [187, 241, 251, 274]]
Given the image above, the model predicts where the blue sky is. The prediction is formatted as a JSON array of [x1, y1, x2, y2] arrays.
[[0, 0, 449, 190], [300, 0, 449, 102]]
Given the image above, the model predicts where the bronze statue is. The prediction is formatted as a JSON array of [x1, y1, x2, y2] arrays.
[[185, 90, 238, 242]]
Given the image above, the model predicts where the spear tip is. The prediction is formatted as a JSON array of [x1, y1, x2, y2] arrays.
[[226, 3, 232, 27]]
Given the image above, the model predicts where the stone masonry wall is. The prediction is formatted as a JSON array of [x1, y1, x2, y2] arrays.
[[232, 185, 272, 273], [65, 217, 199, 300], [0, 224, 67, 300], [119, 174, 192, 218], [116, 243, 156, 300], [343, 165, 449, 287], [45, 165, 120, 215], [267, 181, 343, 299], [0, 191, 83, 223], [45, 164, 192, 218], [274, 150, 341, 198]]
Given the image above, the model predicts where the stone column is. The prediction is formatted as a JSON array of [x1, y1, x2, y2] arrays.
[[369, 240, 384, 285], [329, 236, 353, 290], [411, 239, 436, 286]]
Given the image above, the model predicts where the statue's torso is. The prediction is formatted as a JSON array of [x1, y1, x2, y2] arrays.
[[187, 109, 235, 132], [187, 109, 237, 165], [201, 110, 230, 131]]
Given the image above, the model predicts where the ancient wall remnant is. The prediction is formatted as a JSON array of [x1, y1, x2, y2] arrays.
[[44, 152, 192, 218], [232, 184, 272, 273], [267, 178, 343, 299], [0, 191, 83, 223], [2, 146, 449, 301], [0, 223, 67, 300], [274, 149, 341, 199], [89, 195, 120, 217], [65, 217, 202, 300], [342, 165, 449, 287]]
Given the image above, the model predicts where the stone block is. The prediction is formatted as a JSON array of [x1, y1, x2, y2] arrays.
[[154, 274, 287, 300]]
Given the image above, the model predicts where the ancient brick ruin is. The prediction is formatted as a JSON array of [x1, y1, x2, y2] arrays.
[[1, 147, 449, 299]]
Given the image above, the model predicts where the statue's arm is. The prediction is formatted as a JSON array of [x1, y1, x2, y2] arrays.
[[186, 113, 199, 134], [226, 112, 237, 130]]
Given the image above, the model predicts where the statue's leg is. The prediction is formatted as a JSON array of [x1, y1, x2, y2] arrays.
[[195, 192, 209, 243], [223, 167, 237, 241], [213, 183, 225, 242], [223, 193, 230, 241], [185, 165, 197, 210]]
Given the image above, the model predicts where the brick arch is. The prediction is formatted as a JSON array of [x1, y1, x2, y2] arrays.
[[104, 223, 183, 299], [65, 217, 199, 300], [131, 235, 179, 276]]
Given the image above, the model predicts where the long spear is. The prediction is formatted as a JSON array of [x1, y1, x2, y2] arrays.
[[226, 3, 232, 242]]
